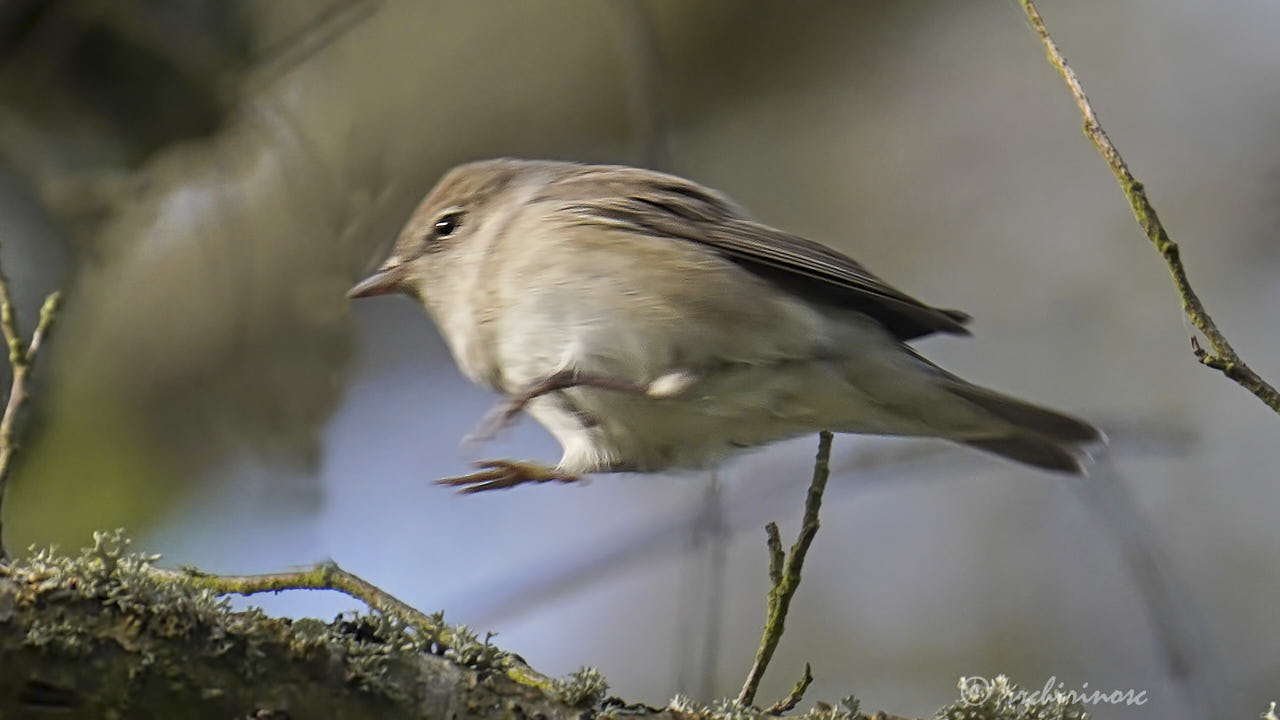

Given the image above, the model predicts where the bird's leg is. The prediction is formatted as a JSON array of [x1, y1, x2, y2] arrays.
[[446, 369, 697, 493], [436, 460, 581, 494], [465, 368, 695, 444]]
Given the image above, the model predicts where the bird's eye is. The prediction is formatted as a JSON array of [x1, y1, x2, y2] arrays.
[[432, 212, 463, 239]]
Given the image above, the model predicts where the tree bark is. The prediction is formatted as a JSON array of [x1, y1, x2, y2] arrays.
[[0, 536, 616, 720], [0, 533, 1087, 720]]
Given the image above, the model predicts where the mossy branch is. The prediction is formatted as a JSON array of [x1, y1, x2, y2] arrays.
[[1017, 0, 1280, 416], [736, 431, 833, 709], [0, 248, 62, 561], [176, 563, 436, 628], [0, 532, 596, 718], [0, 530, 1088, 719], [170, 561, 557, 691]]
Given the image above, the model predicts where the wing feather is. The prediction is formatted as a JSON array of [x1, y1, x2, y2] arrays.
[[552, 168, 970, 341]]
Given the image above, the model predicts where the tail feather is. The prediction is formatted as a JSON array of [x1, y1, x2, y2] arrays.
[[842, 347, 1103, 474], [947, 382, 1101, 444], [963, 434, 1087, 474], [941, 381, 1102, 474]]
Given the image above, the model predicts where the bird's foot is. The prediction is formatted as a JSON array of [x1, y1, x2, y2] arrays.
[[436, 460, 581, 494]]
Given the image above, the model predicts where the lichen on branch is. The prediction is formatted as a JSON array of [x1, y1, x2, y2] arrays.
[[0, 531, 1080, 720]]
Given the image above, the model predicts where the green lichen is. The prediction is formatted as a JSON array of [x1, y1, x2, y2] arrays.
[[549, 666, 609, 707], [819, 696, 862, 720], [665, 691, 859, 720], [0, 531, 1094, 720], [448, 625, 507, 669], [9, 530, 259, 657], [0, 530, 542, 717], [7, 530, 510, 671], [667, 693, 701, 715]]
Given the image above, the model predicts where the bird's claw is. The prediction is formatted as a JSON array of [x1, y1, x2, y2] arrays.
[[436, 460, 580, 494]]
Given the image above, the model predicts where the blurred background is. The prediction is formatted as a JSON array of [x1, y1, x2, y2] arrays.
[[1, 0, 1277, 717]]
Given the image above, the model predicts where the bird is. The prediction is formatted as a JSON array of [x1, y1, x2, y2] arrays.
[[348, 159, 1101, 492]]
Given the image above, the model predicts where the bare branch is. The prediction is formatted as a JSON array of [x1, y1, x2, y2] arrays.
[[167, 561, 557, 690], [736, 431, 833, 708], [1017, 0, 1280, 415], [764, 662, 813, 715], [0, 248, 62, 561], [0, 274, 21, 370], [765, 522, 784, 588], [173, 562, 435, 627]]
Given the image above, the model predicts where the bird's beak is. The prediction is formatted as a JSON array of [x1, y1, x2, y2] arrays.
[[347, 263, 405, 299]]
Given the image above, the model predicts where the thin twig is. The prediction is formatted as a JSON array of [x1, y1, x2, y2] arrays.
[[173, 562, 430, 623], [0, 271, 22, 369], [763, 663, 813, 715], [1017, 0, 1280, 415], [164, 562, 556, 689], [0, 256, 61, 561], [765, 522, 784, 588], [736, 430, 833, 708]]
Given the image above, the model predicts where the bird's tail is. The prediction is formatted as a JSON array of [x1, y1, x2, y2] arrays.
[[944, 382, 1103, 474]]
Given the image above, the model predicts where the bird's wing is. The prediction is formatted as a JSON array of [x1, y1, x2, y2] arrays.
[[554, 171, 971, 341]]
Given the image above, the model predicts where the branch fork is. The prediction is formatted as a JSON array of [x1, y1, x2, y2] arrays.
[[0, 259, 61, 561]]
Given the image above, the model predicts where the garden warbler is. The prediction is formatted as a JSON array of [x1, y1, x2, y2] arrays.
[[349, 159, 1100, 492]]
